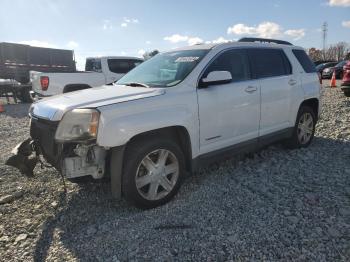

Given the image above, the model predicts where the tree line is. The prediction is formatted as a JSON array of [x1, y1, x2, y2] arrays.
[[308, 42, 350, 62]]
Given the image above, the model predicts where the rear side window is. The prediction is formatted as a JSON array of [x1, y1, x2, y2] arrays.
[[85, 58, 102, 72], [248, 48, 292, 78], [108, 59, 142, 74], [204, 49, 251, 82], [292, 49, 316, 73]]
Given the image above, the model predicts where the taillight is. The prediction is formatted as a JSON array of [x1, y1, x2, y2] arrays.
[[40, 76, 49, 91]]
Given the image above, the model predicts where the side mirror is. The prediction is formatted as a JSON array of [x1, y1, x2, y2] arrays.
[[199, 71, 232, 88]]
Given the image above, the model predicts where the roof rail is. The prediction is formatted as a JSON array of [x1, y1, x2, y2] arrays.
[[238, 37, 293, 46]]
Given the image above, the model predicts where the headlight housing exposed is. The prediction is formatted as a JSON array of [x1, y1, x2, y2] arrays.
[[55, 109, 100, 142]]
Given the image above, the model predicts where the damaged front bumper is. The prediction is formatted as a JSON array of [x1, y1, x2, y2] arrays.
[[5, 139, 39, 177], [62, 144, 106, 179], [6, 116, 107, 180], [6, 138, 107, 180]]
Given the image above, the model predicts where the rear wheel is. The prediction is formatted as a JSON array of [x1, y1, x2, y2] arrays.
[[122, 137, 185, 209], [285, 106, 316, 149], [19, 87, 33, 103]]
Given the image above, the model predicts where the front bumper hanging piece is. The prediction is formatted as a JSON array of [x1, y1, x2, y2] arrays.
[[5, 138, 39, 177]]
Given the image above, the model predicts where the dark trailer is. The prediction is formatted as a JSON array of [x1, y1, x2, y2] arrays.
[[0, 42, 76, 102]]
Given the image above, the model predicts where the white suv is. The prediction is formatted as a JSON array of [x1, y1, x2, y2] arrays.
[[7, 38, 321, 208]]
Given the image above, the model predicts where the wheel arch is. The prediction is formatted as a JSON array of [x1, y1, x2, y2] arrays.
[[299, 98, 319, 120], [109, 126, 193, 200], [126, 126, 193, 173]]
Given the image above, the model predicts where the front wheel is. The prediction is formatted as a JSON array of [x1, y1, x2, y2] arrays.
[[122, 137, 185, 209], [285, 106, 316, 149], [344, 90, 350, 97]]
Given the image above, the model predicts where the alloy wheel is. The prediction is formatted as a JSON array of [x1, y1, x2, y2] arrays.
[[135, 149, 179, 201], [297, 112, 314, 144]]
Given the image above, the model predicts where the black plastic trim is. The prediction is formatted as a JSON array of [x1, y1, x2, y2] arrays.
[[238, 37, 293, 46], [191, 127, 293, 172], [198, 79, 232, 88]]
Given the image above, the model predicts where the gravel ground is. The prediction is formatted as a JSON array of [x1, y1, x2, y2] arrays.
[[0, 83, 349, 261]]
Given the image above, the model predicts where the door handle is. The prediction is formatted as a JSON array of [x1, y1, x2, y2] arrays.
[[245, 86, 257, 93], [288, 79, 297, 86]]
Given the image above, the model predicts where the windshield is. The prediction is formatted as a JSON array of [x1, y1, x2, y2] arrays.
[[316, 63, 326, 70], [336, 61, 346, 67], [117, 49, 209, 87]]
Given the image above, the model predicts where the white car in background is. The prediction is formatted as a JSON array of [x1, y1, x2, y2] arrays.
[[30, 56, 143, 97], [7, 38, 321, 209]]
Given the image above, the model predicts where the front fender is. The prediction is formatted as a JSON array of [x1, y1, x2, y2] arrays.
[[96, 96, 199, 157]]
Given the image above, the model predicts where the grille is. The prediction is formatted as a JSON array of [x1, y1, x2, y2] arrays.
[[30, 117, 60, 168]]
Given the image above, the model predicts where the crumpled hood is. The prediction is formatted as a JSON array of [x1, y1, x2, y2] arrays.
[[30, 85, 165, 121]]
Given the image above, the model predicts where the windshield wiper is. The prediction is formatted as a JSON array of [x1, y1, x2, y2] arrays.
[[123, 82, 150, 88]]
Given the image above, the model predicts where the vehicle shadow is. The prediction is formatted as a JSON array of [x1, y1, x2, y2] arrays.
[[32, 179, 140, 261], [33, 136, 350, 261]]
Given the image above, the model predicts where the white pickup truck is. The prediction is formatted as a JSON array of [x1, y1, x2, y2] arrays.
[[30, 56, 143, 97]]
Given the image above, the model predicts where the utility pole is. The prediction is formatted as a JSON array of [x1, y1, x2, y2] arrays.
[[322, 22, 328, 60]]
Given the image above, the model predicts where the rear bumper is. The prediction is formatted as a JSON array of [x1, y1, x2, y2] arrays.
[[341, 80, 350, 87]]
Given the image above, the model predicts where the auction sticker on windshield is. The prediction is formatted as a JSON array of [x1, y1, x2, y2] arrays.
[[175, 57, 200, 63]]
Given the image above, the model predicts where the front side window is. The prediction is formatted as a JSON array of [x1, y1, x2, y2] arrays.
[[203, 49, 251, 82], [108, 59, 143, 74], [117, 49, 208, 87], [248, 48, 292, 78]]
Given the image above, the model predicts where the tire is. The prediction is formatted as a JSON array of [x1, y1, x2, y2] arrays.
[[19, 88, 33, 103], [122, 137, 185, 209], [68, 176, 92, 184], [285, 106, 316, 149], [344, 90, 350, 97]]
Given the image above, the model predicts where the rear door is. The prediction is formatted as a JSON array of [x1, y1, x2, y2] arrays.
[[248, 48, 296, 136], [197, 48, 260, 154], [291, 49, 320, 117]]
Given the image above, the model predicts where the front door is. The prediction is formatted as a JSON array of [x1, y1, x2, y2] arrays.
[[197, 48, 260, 155]]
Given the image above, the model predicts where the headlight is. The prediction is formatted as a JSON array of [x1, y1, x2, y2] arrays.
[[55, 109, 100, 142]]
